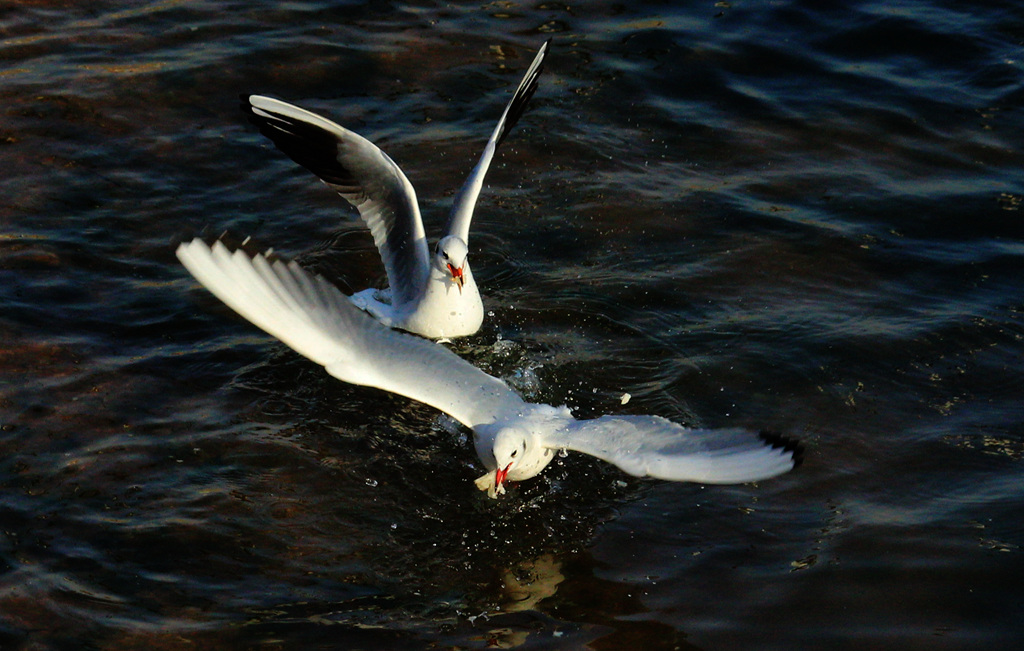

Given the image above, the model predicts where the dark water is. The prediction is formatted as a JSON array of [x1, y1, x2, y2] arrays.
[[3, 1, 1024, 648]]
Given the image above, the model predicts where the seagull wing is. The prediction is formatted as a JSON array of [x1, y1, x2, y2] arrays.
[[445, 40, 549, 244], [244, 95, 430, 308], [176, 239, 524, 428], [547, 415, 801, 484]]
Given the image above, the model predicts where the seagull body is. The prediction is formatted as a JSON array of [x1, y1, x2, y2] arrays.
[[241, 41, 549, 339], [177, 239, 801, 497]]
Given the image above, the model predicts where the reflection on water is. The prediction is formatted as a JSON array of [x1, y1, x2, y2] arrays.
[[2, 0, 1024, 648]]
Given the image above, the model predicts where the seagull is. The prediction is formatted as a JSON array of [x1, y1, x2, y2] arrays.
[[239, 41, 550, 339], [176, 238, 802, 498]]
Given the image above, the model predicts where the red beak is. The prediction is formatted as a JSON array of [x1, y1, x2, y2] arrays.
[[495, 463, 512, 489], [446, 263, 465, 294]]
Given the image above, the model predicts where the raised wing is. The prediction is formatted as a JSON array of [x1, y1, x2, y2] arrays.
[[244, 95, 430, 308], [176, 238, 524, 428], [548, 415, 801, 484], [445, 40, 549, 244]]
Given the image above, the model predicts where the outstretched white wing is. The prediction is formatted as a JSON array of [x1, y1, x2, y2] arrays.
[[445, 40, 549, 244], [244, 95, 429, 309], [548, 415, 801, 484], [176, 239, 524, 428]]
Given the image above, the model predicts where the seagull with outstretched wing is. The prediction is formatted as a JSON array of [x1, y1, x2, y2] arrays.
[[177, 238, 802, 498], [241, 41, 550, 339]]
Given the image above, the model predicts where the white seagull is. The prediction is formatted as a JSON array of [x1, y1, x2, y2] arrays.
[[176, 239, 802, 498], [240, 41, 550, 339]]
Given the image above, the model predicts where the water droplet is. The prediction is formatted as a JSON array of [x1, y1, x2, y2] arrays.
[[365, 478, 378, 487]]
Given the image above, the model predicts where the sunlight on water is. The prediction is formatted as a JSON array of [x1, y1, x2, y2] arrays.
[[1, 0, 1023, 648]]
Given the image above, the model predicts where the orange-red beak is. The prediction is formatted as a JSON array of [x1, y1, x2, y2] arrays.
[[447, 263, 465, 294], [495, 463, 512, 489]]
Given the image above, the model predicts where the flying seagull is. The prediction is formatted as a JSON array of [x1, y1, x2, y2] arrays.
[[240, 41, 550, 339], [176, 238, 802, 498]]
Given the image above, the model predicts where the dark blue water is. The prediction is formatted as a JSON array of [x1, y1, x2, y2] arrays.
[[3, 1, 1023, 648]]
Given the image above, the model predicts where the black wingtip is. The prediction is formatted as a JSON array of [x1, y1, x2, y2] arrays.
[[238, 95, 359, 188], [239, 93, 263, 123], [494, 40, 550, 148], [759, 430, 805, 468]]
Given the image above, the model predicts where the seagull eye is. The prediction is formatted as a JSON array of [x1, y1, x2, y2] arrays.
[[510, 449, 518, 457], [442, 251, 449, 260]]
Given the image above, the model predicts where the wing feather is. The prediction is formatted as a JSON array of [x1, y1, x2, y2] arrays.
[[243, 95, 430, 308], [446, 40, 549, 243], [549, 415, 800, 484], [176, 238, 523, 428]]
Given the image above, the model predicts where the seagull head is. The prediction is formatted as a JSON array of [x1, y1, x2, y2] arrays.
[[435, 235, 469, 293], [492, 426, 529, 491], [490, 421, 560, 495]]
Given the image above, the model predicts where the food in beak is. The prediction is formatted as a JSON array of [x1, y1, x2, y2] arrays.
[[447, 263, 465, 293], [495, 463, 512, 489]]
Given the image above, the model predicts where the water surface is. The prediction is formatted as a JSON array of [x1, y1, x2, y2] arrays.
[[2, 1, 1023, 649]]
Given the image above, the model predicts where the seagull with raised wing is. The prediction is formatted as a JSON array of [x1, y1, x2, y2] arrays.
[[240, 41, 549, 339], [176, 239, 802, 498]]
